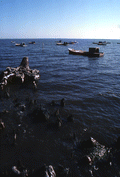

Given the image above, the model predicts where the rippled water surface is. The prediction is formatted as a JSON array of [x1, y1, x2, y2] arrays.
[[0, 39, 120, 175]]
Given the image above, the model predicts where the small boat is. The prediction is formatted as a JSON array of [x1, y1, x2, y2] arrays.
[[92, 42, 98, 44], [11, 41, 15, 43], [56, 40, 62, 43], [15, 42, 27, 47], [97, 41, 107, 45], [93, 41, 111, 45], [29, 41, 35, 44], [68, 41, 78, 44], [56, 42, 69, 46], [68, 47, 104, 57]]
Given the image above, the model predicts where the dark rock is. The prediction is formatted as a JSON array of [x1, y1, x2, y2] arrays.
[[19, 104, 26, 111], [78, 137, 96, 150], [67, 114, 74, 122], [56, 164, 69, 177], [4, 91, 10, 98], [0, 119, 5, 130], [54, 109, 59, 117], [12, 160, 28, 176], [55, 117, 62, 128], [20, 57, 29, 69], [51, 100, 55, 106], [60, 98, 65, 107], [0, 57, 40, 89], [78, 155, 92, 166], [116, 136, 120, 149], [32, 107, 50, 122], [30, 164, 56, 177]]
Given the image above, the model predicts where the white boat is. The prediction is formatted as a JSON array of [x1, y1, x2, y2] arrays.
[[15, 42, 27, 47]]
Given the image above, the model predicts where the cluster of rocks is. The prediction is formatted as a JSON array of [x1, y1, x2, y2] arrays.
[[1, 162, 70, 177], [74, 136, 120, 176], [1, 95, 120, 176], [0, 57, 40, 90]]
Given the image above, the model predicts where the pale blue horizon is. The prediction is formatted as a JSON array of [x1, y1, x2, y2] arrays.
[[0, 0, 120, 39]]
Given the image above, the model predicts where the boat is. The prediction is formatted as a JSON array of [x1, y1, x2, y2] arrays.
[[97, 41, 107, 45], [56, 40, 62, 43], [15, 42, 27, 47], [29, 41, 35, 44], [11, 41, 15, 43], [56, 42, 69, 46], [93, 41, 111, 45], [68, 47, 104, 57], [92, 42, 98, 44], [68, 41, 78, 44]]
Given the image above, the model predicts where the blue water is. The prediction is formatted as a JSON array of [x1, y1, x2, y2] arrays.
[[0, 39, 120, 175], [0, 39, 120, 142]]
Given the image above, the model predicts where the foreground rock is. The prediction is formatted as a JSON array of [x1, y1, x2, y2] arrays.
[[0, 57, 40, 89], [76, 137, 110, 166]]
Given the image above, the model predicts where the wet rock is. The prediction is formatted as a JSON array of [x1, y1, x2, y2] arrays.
[[76, 137, 110, 170], [12, 166, 28, 177], [0, 119, 5, 130], [33, 81, 37, 90], [32, 107, 50, 122], [46, 165, 56, 177], [0, 57, 40, 89], [20, 57, 29, 69], [12, 166, 21, 175], [27, 99, 37, 107], [55, 117, 62, 128], [77, 137, 96, 150], [54, 109, 59, 117], [31, 164, 56, 177], [56, 164, 69, 177], [116, 136, 120, 149], [60, 98, 65, 107], [4, 91, 10, 98], [12, 160, 28, 176], [78, 155, 92, 166], [51, 100, 55, 106], [19, 104, 26, 111], [67, 114, 74, 122]]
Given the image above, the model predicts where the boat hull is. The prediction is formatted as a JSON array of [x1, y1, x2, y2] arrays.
[[68, 48, 104, 57]]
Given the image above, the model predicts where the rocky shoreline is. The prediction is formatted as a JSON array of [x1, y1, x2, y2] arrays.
[[0, 58, 120, 176], [0, 57, 40, 90]]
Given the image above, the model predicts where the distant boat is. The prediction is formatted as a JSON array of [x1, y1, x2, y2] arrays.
[[15, 42, 27, 47], [97, 41, 107, 45], [68, 41, 78, 44], [56, 42, 69, 46], [93, 41, 111, 45], [68, 47, 104, 57], [11, 41, 15, 43], [29, 41, 35, 44], [56, 40, 62, 43], [92, 42, 98, 44]]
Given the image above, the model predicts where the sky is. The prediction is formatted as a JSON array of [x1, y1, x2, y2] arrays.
[[0, 0, 120, 39]]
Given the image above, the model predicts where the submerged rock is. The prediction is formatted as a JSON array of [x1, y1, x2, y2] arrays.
[[31, 106, 50, 122], [56, 164, 69, 177], [30, 164, 56, 177], [60, 98, 65, 107], [76, 137, 109, 166], [12, 160, 28, 176], [0, 57, 40, 89], [0, 119, 5, 130]]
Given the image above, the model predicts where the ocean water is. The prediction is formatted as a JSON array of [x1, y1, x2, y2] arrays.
[[0, 39, 120, 176]]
